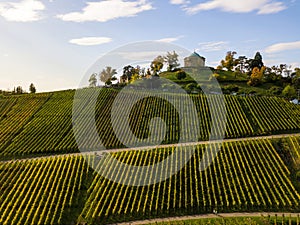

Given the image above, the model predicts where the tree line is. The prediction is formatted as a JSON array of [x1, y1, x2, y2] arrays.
[[217, 51, 299, 98], [88, 51, 181, 87], [0, 83, 36, 97]]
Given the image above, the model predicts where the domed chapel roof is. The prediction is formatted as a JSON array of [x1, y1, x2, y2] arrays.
[[189, 51, 202, 58]]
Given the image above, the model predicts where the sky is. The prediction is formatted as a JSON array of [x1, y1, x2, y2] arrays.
[[0, 0, 300, 92]]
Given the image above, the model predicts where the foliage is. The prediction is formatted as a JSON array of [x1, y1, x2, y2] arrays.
[[164, 51, 180, 72], [88, 73, 97, 87], [292, 68, 300, 89], [222, 84, 239, 94], [185, 82, 197, 92], [248, 67, 265, 86], [121, 65, 135, 83], [29, 83, 36, 93], [235, 56, 251, 74], [250, 52, 264, 71], [219, 51, 238, 72], [13, 86, 24, 94], [267, 86, 282, 96], [151, 55, 165, 75], [282, 85, 296, 98], [100, 66, 117, 86], [175, 70, 186, 80]]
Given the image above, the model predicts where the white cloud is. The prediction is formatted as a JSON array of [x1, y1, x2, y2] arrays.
[[258, 2, 286, 14], [198, 41, 229, 52], [169, 0, 190, 5], [184, 0, 286, 15], [57, 0, 153, 22], [0, 0, 45, 22], [69, 37, 112, 46], [265, 41, 300, 53], [156, 36, 184, 43]]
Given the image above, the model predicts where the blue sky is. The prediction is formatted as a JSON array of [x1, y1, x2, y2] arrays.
[[0, 0, 300, 92]]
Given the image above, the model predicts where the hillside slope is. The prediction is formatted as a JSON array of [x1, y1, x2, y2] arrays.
[[0, 89, 299, 158]]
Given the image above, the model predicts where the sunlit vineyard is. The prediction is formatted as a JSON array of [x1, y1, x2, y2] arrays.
[[0, 89, 299, 157], [79, 139, 300, 224], [0, 94, 50, 153], [0, 138, 299, 225], [0, 155, 91, 225], [2, 91, 77, 156]]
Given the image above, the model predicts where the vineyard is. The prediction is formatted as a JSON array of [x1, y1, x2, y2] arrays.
[[0, 93, 50, 153], [0, 88, 300, 224], [0, 138, 299, 224], [0, 155, 91, 225], [0, 89, 299, 157], [79, 138, 300, 224]]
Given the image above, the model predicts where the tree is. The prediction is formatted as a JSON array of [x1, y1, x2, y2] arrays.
[[16, 86, 23, 94], [176, 70, 186, 80], [250, 52, 264, 71], [267, 86, 282, 96], [150, 55, 164, 76], [100, 66, 117, 86], [235, 56, 250, 73], [282, 85, 296, 98], [164, 51, 180, 71], [105, 76, 117, 86], [29, 83, 36, 93], [89, 73, 97, 87], [219, 51, 238, 72], [282, 64, 292, 77], [263, 66, 281, 83], [248, 66, 265, 86], [185, 82, 197, 93], [292, 68, 300, 89], [121, 65, 135, 83]]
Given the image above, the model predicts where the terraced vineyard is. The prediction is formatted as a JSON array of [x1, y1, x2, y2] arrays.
[[0, 89, 299, 157], [0, 138, 299, 225]]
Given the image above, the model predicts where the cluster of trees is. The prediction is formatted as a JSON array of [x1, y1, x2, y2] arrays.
[[0, 83, 36, 96], [89, 51, 181, 87], [218, 51, 300, 98], [218, 51, 264, 77], [88, 67, 117, 87]]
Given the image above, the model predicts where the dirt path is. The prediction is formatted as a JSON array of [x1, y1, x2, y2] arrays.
[[1, 132, 299, 163], [111, 212, 300, 225]]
